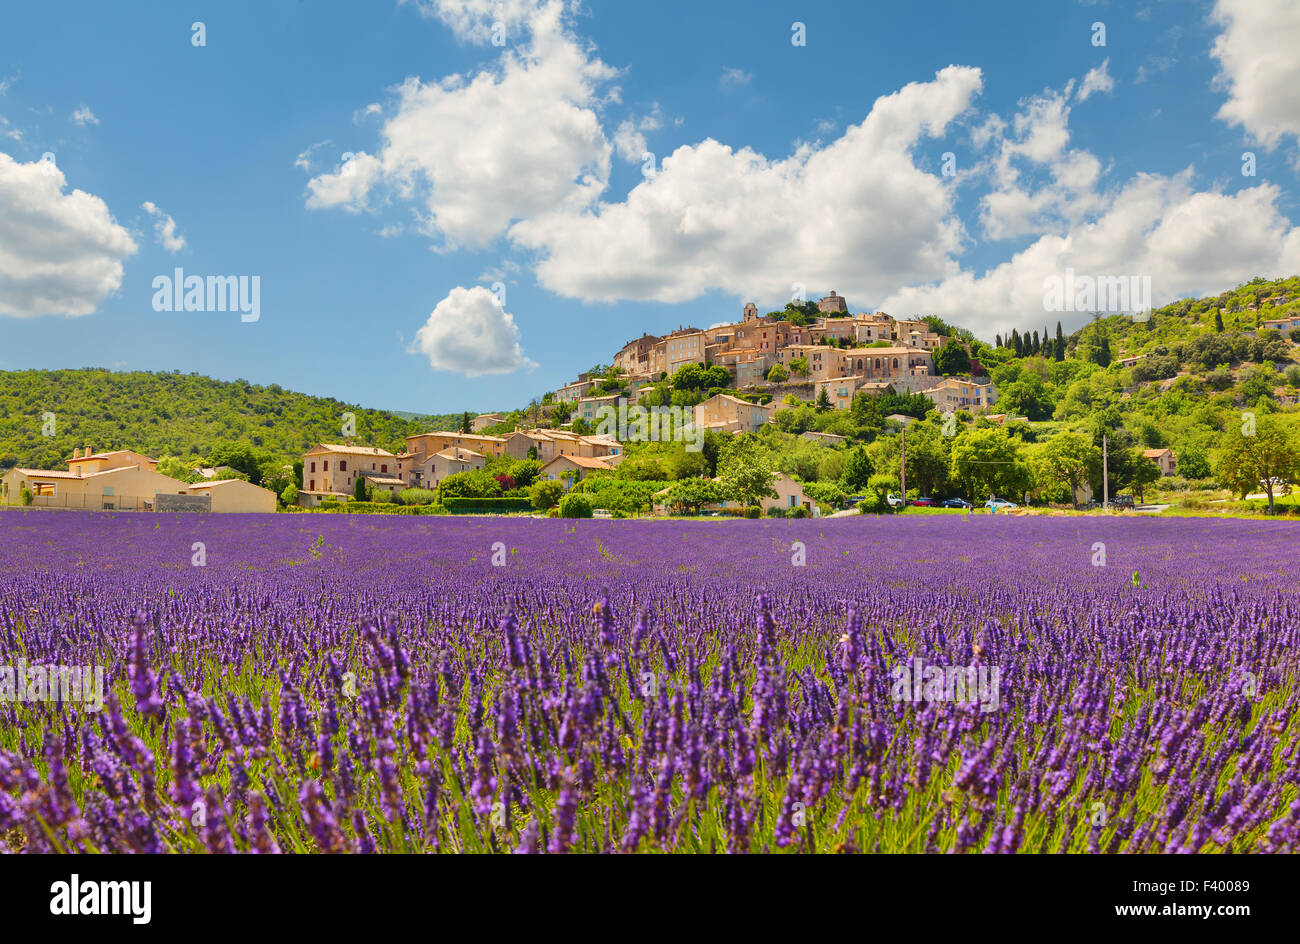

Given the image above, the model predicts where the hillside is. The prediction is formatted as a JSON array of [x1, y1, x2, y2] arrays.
[[0, 369, 460, 472]]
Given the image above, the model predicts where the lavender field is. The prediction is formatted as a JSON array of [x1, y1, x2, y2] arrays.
[[2, 509, 1299, 854]]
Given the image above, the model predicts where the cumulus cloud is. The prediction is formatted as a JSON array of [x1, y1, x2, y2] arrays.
[[403, 0, 546, 44], [70, 104, 99, 126], [0, 152, 137, 317], [141, 201, 186, 252], [305, 1, 616, 249], [511, 65, 984, 305], [411, 285, 537, 376], [1075, 59, 1114, 102], [975, 78, 1106, 241], [1211, 0, 1300, 152], [612, 104, 662, 162], [881, 174, 1300, 337]]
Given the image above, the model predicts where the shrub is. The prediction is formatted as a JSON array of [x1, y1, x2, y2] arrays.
[[442, 497, 534, 514], [791, 506, 811, 518], [530, 480, 564, 511], [559, 492, 594, 518], [19, 486, 32, 506], [399, 488, 439, 506], [418, 503, 450, 515], [858, 493, 890, 514], [744, 506, 761, 519], [766, 507, 787, 518]]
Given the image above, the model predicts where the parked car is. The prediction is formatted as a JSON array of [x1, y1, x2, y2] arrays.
[[593, 508, 614, 518], [985, 498, 1018, 510], [886, 493, 904, 508], [908, 496, 936, 507], [845, 495, 866, 507], [1113, 495, 1134, 509], [940, 497, 973, 509]]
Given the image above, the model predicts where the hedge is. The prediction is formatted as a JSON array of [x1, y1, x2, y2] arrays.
[[441, 497, 534, 514]]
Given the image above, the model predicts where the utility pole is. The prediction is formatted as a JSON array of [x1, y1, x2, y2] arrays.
[[900, 426, 907, 505], [1102, 434, 1109, 510]]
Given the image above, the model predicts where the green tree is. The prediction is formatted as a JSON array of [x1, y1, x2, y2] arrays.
[[558, 492, 593, 518], [719, 434, 777, 507], [949, 428, 1031, 503], [662, 477, 726, 514], [1178, 446, 1211, 480], [901, 421, 950, 497], [280, 483, 298, 506], [816, 388, 832, 412], [459, 411, 472, 433], [841, 445, 874, 492], [766, 363, 789, 383], [1214, 418, 1300, 514], [353, 476, 370, 501], [531, 479, 564, 510], [1030, 432, 1101, 508], [155, 455, 201, 483], [934, 340, 972, 376], [1127, 450, 1161, 504]]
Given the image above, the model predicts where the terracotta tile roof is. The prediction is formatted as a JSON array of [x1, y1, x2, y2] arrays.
[[543, 455, 613, 471], [305, 443, 397, 458]]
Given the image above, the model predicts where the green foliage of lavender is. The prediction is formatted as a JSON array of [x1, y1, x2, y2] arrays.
[[1, 512, 1298, 853]]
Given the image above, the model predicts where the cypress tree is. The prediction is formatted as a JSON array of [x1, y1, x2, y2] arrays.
[[1055, 321, 1065, 361]]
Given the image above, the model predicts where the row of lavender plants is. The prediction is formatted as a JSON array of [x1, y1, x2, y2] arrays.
[[1, 511, 1298, 853]]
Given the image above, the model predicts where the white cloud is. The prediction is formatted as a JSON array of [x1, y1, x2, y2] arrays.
[[1211, 0, 1300, 152], [0, 152, 137, 318], [71, 104, 99, 126], [976, 71, 1107, 241], [613, 120, 647, 163], [1075, 58, 1114, 102], [720, 67, 752, 88], [141, 201, 186, 253], [403, 0, 546, 44], [305, 1, 616, 249], [294, 139, 332, 171], [510, 65, 984, 305], [411, 285, 537, 376], [612, 104, 663, 162], [880, 174, 1300, 336]]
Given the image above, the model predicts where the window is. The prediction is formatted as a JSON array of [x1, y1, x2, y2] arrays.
[[102, 486, 114, 496], [339, 460, 347, 471], [381, 464, 387, 473], [309, 480, 315, 490], [323, 460, 329, 471], [310, 462, 316, 473]]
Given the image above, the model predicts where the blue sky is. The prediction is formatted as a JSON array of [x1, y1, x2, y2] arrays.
[[2, 0, 1299, 413]]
